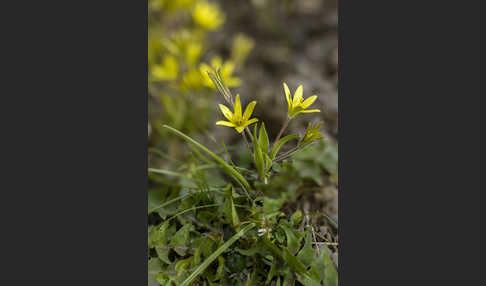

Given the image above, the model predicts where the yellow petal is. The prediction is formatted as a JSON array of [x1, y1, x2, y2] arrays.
[[283, 82, 292, 110], [226, 77, 241, 87], [243, 118, 258, 127], [211, 57, 223, 69], [218, 104, 234, 121], [300, 109, 320, 113], [292, 85, 303, 106], [222, 61, 235, 77], [216, 121, 236, 127], [234, 94, 242, 119], [243, 101, 257, 120], [300, 95, 317, 109], [235, 126, 245, 133]]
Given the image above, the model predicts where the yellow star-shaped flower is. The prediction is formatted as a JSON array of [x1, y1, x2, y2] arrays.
[[216, 94, 258, 133], [200, 57, 241, 89], [283, 82, 320, 118]]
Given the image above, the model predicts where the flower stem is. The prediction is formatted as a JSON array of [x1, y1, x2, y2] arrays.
[[244, 127, 254, 142], [271, 117, 290, 152], [242, 132, 254, 158]]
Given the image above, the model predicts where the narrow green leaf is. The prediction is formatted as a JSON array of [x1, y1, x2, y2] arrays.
[[265, 257, 278, 284], [264, 153, 272, 172], [253, 124, 265, 180], [270, 134, 300, 160], [259, 122, 269, 153], [224, 185, 240, 227], [163, 125, 251, 192], [180, 223, 256, 286], [283, 248, 312, 277], [148, 168, 187, 178]]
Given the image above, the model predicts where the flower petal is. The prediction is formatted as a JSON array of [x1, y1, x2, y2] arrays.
[[216, 120, 236, 127], [300, 95, 317, 109], [300, 109, 321, 113], [226, 77, 241, 87], [211, 57, 223, 69], [243, 101, 257, 120], [218, 104, 234, 121], [235, 126, 245, 133], [234, 94, 242, 120], [243, 118, 258, 127], [222, 61, 235, 77], [283, 82, 292, 111], [292, 85, 303, 106]]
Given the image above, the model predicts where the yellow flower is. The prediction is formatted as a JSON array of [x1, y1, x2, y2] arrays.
[[192, 1, 225, 30], [200, 57, 241, 88], [216, 94, 258, 133], [283, 82, 320, 118], [181, 68, 204, 91], [152, 55, 179, 81]]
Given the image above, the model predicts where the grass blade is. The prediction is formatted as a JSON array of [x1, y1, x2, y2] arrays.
[[163, 125, 251, 192], [180, 223, 256, 286], [270, 134, 300, 160]]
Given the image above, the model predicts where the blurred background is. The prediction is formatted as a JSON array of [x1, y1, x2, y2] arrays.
[[148, 0, 338, 242]]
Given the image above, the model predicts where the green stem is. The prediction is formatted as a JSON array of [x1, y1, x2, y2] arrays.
[[163, 125, 252, 201], [242, 132, 254, 158], [271, 117, 290, 153]]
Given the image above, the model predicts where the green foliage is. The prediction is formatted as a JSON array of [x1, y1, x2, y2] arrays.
[[149, 18, 337, 284], [148, 124, 338, 285]]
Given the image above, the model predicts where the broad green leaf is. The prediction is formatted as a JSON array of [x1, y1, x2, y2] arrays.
[[175, 257, 193, 276], [283, 248, 317, 284], [263, 195, 286, 214], [322, 247, 338, 286], [170, 224, 194, 256], [297, 232, 315, 267], [180, 223, 256, 286], [153, 221, 171, 264], [322, 142, 338, 183], [148, 258, 163, 286], [296, 274, 321, 286], [270, 134, 300, 160], [259, 122, 269, 153], [280, 224, 304, 255]]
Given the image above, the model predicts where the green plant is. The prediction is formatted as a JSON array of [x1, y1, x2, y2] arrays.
[[148, 73, 338, 285]]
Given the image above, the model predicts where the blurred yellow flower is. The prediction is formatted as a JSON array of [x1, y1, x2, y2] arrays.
[[283, 82, 320, 118], [185, 42, 203, 66], [152, 55, 179, 80], [200, 57, 241, 89], [181, 68, 204, 90], [192, 1, 225, 30], [216, 94, 258, 133], [231, 34, 255, 66]]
